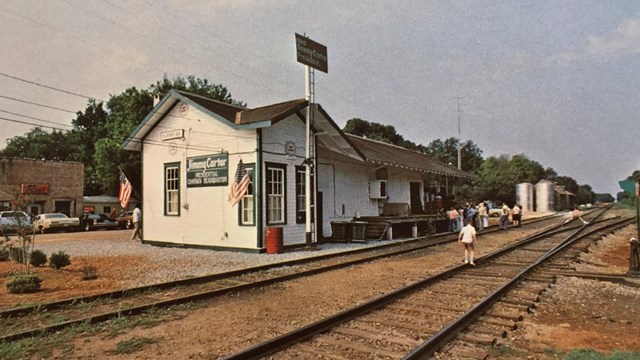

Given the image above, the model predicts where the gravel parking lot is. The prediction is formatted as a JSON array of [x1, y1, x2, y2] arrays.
[[25, 228, 409, 287]]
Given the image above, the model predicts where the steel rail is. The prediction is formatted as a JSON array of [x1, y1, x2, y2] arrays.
[[404, 214, 631, 359], [0, 214, 558, 319], [0, 215, 561, 342], [220, 208, 616, 360]]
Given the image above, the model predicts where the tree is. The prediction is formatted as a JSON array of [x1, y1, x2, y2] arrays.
[[575, 184, 596, 205], [471, 155, 512, 203], [0, 128, 77, 162], [1, 74, 245, 197], [150, 74, 246, 107], [343, 118, 420, 149], [552, 176, 579, 194], [94, 75, 246, 196], [423, 137, 484, 173]]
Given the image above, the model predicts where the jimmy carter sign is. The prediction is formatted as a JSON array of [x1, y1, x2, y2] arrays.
[[186, 154, 229, 187]]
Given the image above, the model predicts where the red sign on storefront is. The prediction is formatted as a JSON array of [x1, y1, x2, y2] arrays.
[[21, 184, 50, 195]]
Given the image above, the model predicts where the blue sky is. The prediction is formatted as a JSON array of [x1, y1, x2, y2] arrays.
[[0, 1, 638, 196]]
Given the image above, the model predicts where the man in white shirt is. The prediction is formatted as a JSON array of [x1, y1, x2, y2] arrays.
[[130, 203, 142, 242]]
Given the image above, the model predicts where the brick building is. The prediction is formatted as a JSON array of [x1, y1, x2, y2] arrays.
[[0, 157, 84, 217]]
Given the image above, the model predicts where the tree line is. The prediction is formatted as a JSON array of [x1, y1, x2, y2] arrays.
[[0, 75, 244, 197], [0, 75, 608, 206]]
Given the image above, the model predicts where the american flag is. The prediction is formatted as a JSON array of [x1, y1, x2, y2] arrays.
[[118, 168, 132, 209], [228, 160, 251, 207]]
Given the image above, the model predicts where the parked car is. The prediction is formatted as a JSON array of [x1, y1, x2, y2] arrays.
[[488, 208, 503, 217], [81, 213, 121, 231], [32, 213, 80, 234], [115, 210, 134, 229], [0, 211, 32, 235]]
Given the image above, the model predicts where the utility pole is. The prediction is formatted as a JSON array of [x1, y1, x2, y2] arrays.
[[455, 96, 463, 170]]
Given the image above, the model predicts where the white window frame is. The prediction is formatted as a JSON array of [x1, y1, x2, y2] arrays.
[[239, 165, 255, 226], [165, 162, 180, 216], [266, 163, 286, 225]]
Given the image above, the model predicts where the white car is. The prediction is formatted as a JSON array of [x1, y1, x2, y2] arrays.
[[32, 213, 80, 234]]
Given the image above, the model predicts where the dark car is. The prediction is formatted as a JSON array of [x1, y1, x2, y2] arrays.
[[82, 213, 121, 231], [115, 210, 134, 229]]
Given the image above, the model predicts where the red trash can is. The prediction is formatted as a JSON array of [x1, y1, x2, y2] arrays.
[[265, 227, 283, 254]]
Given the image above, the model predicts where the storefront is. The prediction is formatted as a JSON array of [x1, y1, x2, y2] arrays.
[[0, 157, 84, 217]]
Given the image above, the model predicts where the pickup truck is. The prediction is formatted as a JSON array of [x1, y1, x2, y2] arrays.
[[0, 211, 33, 236]]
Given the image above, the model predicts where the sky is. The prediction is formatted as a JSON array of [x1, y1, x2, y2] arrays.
[[0, 0, 639, 197]]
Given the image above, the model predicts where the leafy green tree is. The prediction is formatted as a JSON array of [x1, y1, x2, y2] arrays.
[[343, 118, 419, 148], [94, 75, 246, 196], [150, 74, 246, 107], [507, 154, 545, 184], [552, 176, 579, 194], [471, 155, 512, 203], [471, 154, 547, 204], [1, 74, 245, 197], [576, 184, 596, 205], [0, 128, 77, 161], [423, 137, 483, 173]]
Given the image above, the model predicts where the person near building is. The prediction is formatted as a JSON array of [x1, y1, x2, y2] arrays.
[[458, 219, 477, 266], [511, 203, 522, 227], [563, 206, 588, 225], [465, 204, 477, 228], [477, 202, 487, 231], [457, 204, 465, 231], [130, 203, 142, 242], [447, 207, 459, 232], [499, 203, 511, 230]]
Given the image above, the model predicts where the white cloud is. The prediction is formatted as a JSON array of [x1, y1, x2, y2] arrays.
[[586, 18, 640, 56], [545, 17, 640, 66]]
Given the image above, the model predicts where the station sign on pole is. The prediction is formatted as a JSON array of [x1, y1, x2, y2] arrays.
[[295, 33, 327, 248], [295, 33, 328, 73]]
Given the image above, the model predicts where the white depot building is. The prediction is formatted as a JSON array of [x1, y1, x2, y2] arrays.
[[123, 90, 470, 252]]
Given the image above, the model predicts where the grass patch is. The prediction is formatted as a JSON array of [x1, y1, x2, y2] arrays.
[[563, 349, 640, 360], [0, 302, 193, 359], [490, 344, 519, 357], [107, 336, 163, 355]]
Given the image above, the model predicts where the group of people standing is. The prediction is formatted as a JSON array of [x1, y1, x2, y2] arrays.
[[446, 202, 493, 233], [452, 201, 522, 266]]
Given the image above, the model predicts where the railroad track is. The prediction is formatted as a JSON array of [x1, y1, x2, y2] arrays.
[[0, 214, 563, 343], [219, 208, 633, 359]]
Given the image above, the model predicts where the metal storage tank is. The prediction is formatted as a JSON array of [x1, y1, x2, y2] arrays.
[[535, 180, 555, 212], [516, 183, 534, 212]]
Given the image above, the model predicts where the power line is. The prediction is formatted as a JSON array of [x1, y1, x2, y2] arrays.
[[0, 116, 69, 132], [0, 94, 77, 113], [0, 72, 106, 102], [0, 109, 73, 128]]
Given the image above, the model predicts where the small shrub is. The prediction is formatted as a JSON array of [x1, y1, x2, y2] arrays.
[[0, 247, 9, 261], [29, 250, 47, 267], [80, 265, 98, 280], [6, 274, 42, 294], [9, 248, 25, 263], [49, 250, 71, 270]]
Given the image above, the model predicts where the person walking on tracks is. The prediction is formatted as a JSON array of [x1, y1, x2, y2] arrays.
[[477, 202, 488, 230], [511, 203, 522, 227], [499, 203, 511, 230], [458, 219, 477, 266], [130, 203, 143, 242], [563, 206, 588, 225]]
